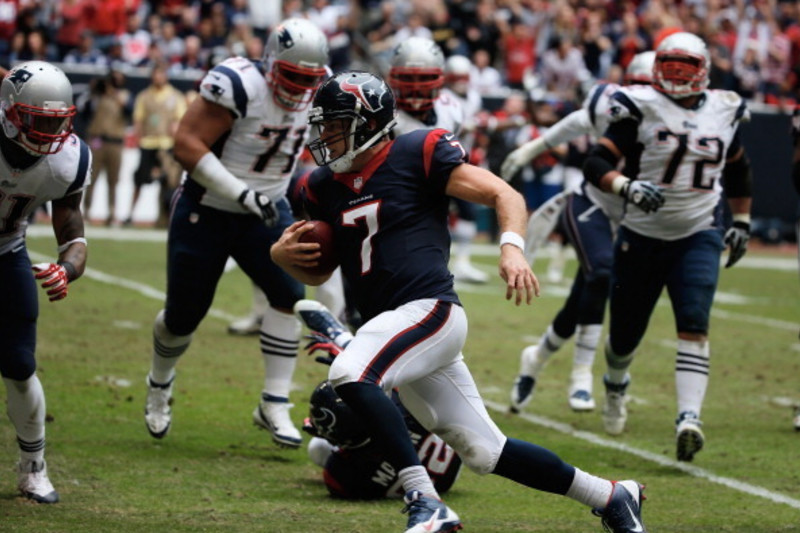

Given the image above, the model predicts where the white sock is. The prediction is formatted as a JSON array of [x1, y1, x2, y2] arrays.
[[4, 375, 46, 464], [261, 306, 300, 398], [150, 309, 191, 384], [675, 338, 709, 417], [565, 467, 613, 509], [574, 324, 601, 367], [452, 219, 477, 260], [536, 324, 569, 367], [399, 465, 439, 499]]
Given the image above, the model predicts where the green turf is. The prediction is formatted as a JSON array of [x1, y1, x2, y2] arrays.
[[1, 231, 799, 532]]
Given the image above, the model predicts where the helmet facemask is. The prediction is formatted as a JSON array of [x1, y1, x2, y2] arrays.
[[3, 100, 75, 155], [308, 102, 396, 173], [389, 67, 444, 113], [268, 60, 327, 111]]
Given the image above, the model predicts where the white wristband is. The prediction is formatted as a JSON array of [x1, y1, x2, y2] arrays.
[[732, 213, 751, 224], [610, 175, 630, 195], [499, 231, 525, 251], [57, 237, 87, 253], [192, 152, 248, 201]]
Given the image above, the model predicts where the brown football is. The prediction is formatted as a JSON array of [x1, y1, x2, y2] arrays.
[[298, 220, 338, 276]]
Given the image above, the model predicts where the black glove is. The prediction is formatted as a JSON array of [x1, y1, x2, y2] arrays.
[[238, 189, 279, 227], [619, 179, 665, 214], [723, 220, 750, 268]]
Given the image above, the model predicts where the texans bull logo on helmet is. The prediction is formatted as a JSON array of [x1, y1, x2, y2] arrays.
[[339, 74, 388, 113]]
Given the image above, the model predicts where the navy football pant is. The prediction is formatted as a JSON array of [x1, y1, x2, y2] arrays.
[[608, 227, 724, 356], [164, 191, 304, 336], [0, 247, 38, 380]]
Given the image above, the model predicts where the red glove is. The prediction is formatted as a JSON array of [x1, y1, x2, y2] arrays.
[[304, 331, 343, 366], [32, 263, 70, 302]]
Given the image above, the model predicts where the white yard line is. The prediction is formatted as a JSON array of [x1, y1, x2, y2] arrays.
[[483, 399, 800, 510]]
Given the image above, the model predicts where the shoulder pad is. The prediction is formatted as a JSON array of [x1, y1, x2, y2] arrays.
[[199, 58, 263, 118]]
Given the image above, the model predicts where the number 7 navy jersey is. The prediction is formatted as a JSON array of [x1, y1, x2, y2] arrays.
[[304, 129, 466, 322], [607, 85, 748, 240]]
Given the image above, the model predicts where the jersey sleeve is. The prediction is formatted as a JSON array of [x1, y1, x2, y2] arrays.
[[63, 136, 92, 197], [422, 129, 469, 193], [607, 89, 644, 124], [199, 59, 259, 119]]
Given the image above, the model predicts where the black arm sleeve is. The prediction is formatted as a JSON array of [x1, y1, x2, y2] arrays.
[[722, 152, 752, 199], [583, 144, 620, 188]]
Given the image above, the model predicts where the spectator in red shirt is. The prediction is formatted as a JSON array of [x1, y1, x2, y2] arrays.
[[503, 18, 536, 90]]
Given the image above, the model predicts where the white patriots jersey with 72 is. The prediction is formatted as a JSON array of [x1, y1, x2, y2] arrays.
[[608, 85, 748, 240], [198, 56, 310, 213]]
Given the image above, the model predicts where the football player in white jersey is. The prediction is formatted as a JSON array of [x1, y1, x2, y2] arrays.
[[507, 52, 655, 415], [583, 32, 752, 462], [0, 61, 91, 502], [143, 18, 329, 449], [389, 38, 489, 284]]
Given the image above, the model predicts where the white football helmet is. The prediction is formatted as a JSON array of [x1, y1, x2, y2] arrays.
[[388, 37, 445, 113], [0, 61, 76, 155], [263, 18, 329, 111], [624, 51, 656, 85], [445, 55, 472, 96], [653, 32, 709, 97]]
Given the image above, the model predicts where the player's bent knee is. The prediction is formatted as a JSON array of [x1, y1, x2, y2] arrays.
[[437, 427, 504, 475], [0, 355, 36, 382]]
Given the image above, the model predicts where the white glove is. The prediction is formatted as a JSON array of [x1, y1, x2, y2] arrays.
[[238, 189, 278, 227], [32, 263, 70, 302], [612, 177, 665, 214], [723, 220, 750, 268], [500, 137, 548, 182]]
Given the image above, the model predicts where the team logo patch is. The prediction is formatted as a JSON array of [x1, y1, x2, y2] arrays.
[[202, 83, 225, 99], [6, 68, 33, 94], [276, 25, 294, 50], [340, 75, 386, 113]]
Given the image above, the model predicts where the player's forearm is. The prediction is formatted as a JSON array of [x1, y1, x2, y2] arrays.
[[189, 151, 249, 202], [51, 197, 87, 280], [494, 186, 529, 238], [727, 197, 751, 219]]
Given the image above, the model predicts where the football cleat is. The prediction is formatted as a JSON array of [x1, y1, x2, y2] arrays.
[[145, 374, 173, 439], [227, 313, 263, 336], [509, 345, 540, 413], [402, 490, 462, 533], [675, 411, 704, 462], [592, 480, 647, 533], [293, 299, 353, 348], [451, 259, 489, 284], [253, 397, 302, 448], [18, 459, 59, 504], [602, 375, 629, 436], [568, 366, 595, 411], [794, 407, 800, 432]]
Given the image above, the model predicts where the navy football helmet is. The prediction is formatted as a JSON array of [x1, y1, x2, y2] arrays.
[[307, 70, 397, 173], [308, 381, 371, 449]]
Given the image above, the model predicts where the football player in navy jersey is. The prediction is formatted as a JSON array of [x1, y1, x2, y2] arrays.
[[583, 33, 752, 461], [142, 18, 328, 449], [271, 70, 648, 533], [0, 61, 91, 503]]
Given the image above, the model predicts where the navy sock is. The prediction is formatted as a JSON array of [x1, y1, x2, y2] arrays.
[[335, 381, 420, 468], [492, 438, 576, 494]]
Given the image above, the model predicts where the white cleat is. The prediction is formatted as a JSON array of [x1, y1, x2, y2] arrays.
[[602, 375, 629, 435], [509, 345, 540, 413], [253, 399, 302, 448], [402, 490, 462, 533], [227, 313, 263, 336], [675, 411, 705, 462], [451, 260, 489, 284], [145, 375, 173, 439], [568, 366, 595, 411], [18, 459, 59, 504]]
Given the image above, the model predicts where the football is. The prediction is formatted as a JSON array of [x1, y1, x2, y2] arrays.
[[298, 220, 338, 276]]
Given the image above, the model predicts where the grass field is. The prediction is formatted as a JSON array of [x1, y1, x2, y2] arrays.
[[1, 226, 800, 532]]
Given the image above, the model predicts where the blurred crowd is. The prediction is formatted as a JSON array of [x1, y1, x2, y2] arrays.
[[4, 0, 800, 109]]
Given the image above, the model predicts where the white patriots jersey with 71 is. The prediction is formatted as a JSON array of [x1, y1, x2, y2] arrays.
[[198, 56, 310, 213]]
